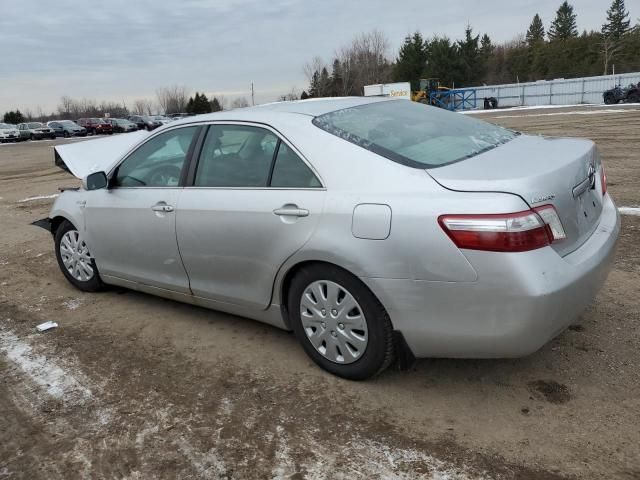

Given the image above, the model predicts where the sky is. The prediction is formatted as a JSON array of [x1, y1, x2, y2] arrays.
[[0, 0, 630, 114]]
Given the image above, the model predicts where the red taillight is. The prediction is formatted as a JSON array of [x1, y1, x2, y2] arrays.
[[600, 165, 607, 197], [439, 206, 565, 253]]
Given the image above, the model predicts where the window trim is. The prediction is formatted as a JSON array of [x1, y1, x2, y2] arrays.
[[108, 125, 202, 189], [185, 121, 325, 190]]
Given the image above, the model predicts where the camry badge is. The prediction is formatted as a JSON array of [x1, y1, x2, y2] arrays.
[[531, 194, 556, 204]]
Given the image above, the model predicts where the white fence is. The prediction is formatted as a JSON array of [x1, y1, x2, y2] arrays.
[[458, 72, 640, 108]]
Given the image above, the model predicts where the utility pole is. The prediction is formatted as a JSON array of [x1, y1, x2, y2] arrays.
[[251, 82, 255, 106]]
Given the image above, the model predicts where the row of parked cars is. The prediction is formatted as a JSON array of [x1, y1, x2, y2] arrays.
[[0, 114, 189, 143]]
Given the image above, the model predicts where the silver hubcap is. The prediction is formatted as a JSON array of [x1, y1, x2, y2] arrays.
[[300, 280, 368, 364], [60, 230, 94, 282]]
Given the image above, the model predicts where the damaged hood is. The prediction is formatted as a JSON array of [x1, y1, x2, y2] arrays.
[[54, 130, 150, 179]]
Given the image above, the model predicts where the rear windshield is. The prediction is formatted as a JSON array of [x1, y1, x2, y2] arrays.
[[312, 100, 516, 168]]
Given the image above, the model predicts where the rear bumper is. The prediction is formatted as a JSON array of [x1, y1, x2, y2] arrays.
[[362, 194, 620, 358]]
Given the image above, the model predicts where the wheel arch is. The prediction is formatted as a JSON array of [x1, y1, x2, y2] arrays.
[[277, 259, 392, 331], [50, 215, 71, 236]]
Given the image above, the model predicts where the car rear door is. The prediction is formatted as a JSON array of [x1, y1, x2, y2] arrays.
[[84, 125, 201, 292], [176, 122, 326, 309]]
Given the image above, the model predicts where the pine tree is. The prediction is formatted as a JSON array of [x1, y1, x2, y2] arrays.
[[308, 70, 320, 98], [457, 25, 481, 86], [3, 110, 24, 124], [480, 34, 493, 57], [526, 14, 545, 46], [602, 0, 631, 40], [300, 91, 309, 100], [330, 59, 343, 96], [210, 97, 222, 112], [186, 97, 195, 114], [319, 67, 330, 97], [393, 32, 428, 91], [548, 1, 578, 40]]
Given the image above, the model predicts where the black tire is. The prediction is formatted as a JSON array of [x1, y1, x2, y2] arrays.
[[30, 134, 36, 141], [603, 92, 617, 105], [288, 264, 394, 380], [63, 131, 70, 138], [54, 220, 104, 292]]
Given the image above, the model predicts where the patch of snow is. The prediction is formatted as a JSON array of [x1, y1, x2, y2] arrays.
[[17, 194, 59, 203], [463, 102, 640, 115], [63, 298, 83, 311], [478, 109, 638, 119], [619, 207, 640, 216], [0, 328, 92, 404], [175, 437, 228, 479]]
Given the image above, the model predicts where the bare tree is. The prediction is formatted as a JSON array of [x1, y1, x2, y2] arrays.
[[132, 99, 155, 115], [600, 34, 621, 75], [231, 97, 250, 109], [215, 95, 228, 110], [305, 30, 392, 97], [303, 56, 328, 85], [279, 87, 300, 101], [156, 85, 189, 114]]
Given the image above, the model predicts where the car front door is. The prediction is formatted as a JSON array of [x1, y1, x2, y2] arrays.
[[176, 123, 325, 309], [84, 125, 201, 292]]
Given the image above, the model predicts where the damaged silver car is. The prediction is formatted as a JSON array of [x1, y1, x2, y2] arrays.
[[40, 98, 620, 379]]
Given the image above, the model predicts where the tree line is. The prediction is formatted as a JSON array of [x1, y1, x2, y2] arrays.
[[2, 86, 248, 124], [303, 0, 640, 97]]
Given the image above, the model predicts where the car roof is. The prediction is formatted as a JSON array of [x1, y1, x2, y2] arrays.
[[168, 96, 395, 127]]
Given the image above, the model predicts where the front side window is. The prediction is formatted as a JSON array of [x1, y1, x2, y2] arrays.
[[115, 126, 198, 187], [195, 125, 277, 187], [270, 143, 321, 188], [313, 100, 516, 168]]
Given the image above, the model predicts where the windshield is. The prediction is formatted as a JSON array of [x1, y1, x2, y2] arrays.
[[60, 120, 77, 126], [28, 122, 44, 128], [312, 100, 516, 169], [0, 123, 11, 129]]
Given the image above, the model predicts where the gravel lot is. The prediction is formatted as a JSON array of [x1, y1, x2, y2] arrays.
[[1, 107, 639, 479]]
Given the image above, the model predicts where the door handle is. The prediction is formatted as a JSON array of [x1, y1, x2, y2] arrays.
[[273, 206, 309, 217], [151, 203, 174, 213]]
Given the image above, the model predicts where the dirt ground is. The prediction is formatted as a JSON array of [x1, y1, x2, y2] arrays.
[[1, 106, 639, 479]]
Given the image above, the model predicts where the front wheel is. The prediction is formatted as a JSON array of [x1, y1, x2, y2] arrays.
[[603, 92, 617, 105], [288, 264, 394, 380], [54, 220, 104, 292]]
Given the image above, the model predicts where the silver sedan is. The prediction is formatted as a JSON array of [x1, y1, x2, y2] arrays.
[[44, 98, 620, 379]]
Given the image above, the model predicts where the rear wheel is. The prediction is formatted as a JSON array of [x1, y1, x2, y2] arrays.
[[54, 220, 104, 292], [603, 92, 617, 105], [288, 264, 394, 380]]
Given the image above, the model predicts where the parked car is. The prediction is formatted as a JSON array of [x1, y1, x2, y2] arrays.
[[42, 98, 619, 380], [77, 118, 113, 135], [47, 120, 87, 138], [106, 118, 139, 133], [167, 113, 193, 119], [18, 122, 56, 140], [149, 115, 173, 126], [129, 115, 161, 131], [0, 123, 20, 142]]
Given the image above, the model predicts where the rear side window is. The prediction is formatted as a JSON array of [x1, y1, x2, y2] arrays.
[[312, 100, 516, 168], [195, 125, 277, 187], [271, 143, 321, 188]]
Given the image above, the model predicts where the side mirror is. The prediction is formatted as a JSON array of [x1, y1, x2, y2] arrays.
[[83, 171, 108, 191]]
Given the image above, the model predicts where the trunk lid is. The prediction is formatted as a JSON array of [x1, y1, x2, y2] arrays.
[[428, 134, 605, 256], [54, 129, 150, 179]]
